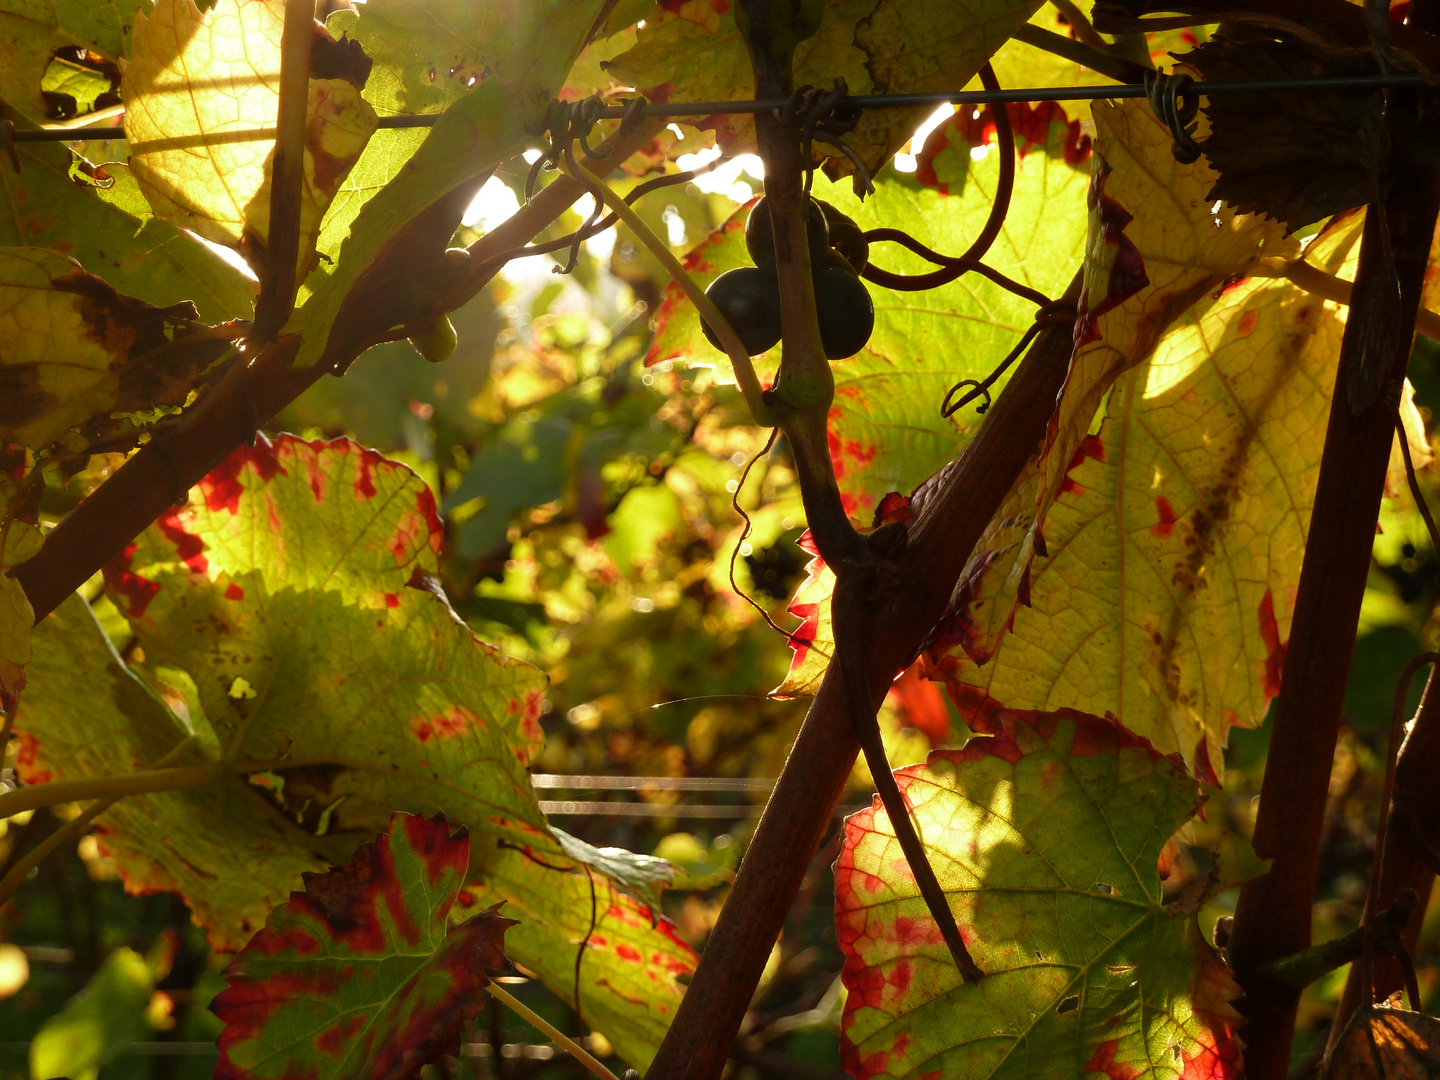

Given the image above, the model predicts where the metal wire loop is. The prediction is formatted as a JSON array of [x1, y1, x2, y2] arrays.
[[1144, 70, 1203, 164]]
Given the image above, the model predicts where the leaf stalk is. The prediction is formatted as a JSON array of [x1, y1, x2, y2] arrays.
[[484, 983, 619, 1080]]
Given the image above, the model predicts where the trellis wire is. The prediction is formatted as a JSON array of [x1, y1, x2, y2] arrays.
[[10, 72, 1430, 143]]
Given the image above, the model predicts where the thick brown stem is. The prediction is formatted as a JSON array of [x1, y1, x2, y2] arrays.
[[251, 0, 314, 340], [1226, 100, 1440, 1076], [1329, 661, 1440, 1041], [11, 125, 660, 624], [644, 271, 1081, 1080]]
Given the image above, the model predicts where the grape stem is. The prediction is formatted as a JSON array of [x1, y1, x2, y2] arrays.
[[571, 160, 776, 427], [0, 735, 198, 906]]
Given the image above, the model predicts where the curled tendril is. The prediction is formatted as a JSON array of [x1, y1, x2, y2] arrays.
[[788, 79, 870, 197], [1144, 70, 1202, 164], [941, 302, 1077, 418]]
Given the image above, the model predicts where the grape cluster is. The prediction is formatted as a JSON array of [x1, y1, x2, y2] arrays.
[[701, 197, 874, 360]]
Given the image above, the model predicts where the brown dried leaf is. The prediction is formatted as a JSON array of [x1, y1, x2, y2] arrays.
[[1182, 37, 1387, 235], [1323, 1001, 1440, 1079]]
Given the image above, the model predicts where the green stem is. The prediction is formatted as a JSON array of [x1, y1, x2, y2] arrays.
[[0, 736, 197, 906], [573, 161, 775, 427], [1012, 23, 1147, 84], [1262, 890, 1418, 989], [0, 760, 221, 818], [484, 983, 619, 1080]]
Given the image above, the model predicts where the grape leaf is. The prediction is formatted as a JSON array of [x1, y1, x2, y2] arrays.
[[928, 264, 1351, 770], [326, 0, 551, 118], [1325, 1002, 1440, 1078], [774, 529, 834, 697], [307, 0, 497, 297], [1033, 99, 1293, 593], [30, 935, 175, 1080], [41, 54, 116, 117], [0, 0, 133, 118], [605, 0, 1044, 176], [16, 436, 693, 1066], [917, 144, 1368, 773], [17, 435, 549, 939], [0, 491, 40, 711], [0, 247, 229, 454], [835, 708, 1243, 1080], [0, 576, 30, 711], [123, 0, 378, 278], [457, 832, 696, 1070], [291, 0, 610, 369], [212, 812, 513, 1080], [1182, 38, 1386, 234], [0, 106, 254, 324], [651, 101, 1090, 522], [776, 492, 915, 697]]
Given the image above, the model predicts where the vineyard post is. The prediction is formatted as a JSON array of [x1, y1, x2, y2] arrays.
[[1225, 35, 1440, 1075]]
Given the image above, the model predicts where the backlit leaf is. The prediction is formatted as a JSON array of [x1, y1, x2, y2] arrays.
[[605, 0, 1044, 175], [920, 151, 1367, 773], [0, 0, 133, 118], [0, 576, 31, 711], [291, 0, 610, 369], [16, 435, 693, 1066], [123, 0, 378, 278], [0, 106, 254, 324], [40, 55, 115, 117], [310, 0, 512, 292], [928, 265, 1346, 770], [0, 247, 232, 454], [212, 812, 513, 1080], [457, 832, 695, 1070], [1035, 99, 1292, 589], [835, 708, 1242, 1080], [774, 530, 834, 697], [18, 435, 548, 942]]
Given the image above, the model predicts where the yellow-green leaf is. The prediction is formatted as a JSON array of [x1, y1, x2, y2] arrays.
[[0, 105, 255, 324], [0, 0, 133, 118], [1037, 99, 1293, 575], [928, 217, 1362, 770], [292, 0, 610, 369], [123, 0, 377, 278], [836, 709, 1242, 1080], [0, 247, 227, 454], [0, 575, 31, 711], [606, 0, 1043, 174]]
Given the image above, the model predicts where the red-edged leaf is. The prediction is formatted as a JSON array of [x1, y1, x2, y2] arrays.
[[924, 211, 1365, 769], [836, 707, 1242, 1079], [19, 436, 693, 1068], [214, 812, 513, 1080], [776, 495, 914, 697]]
